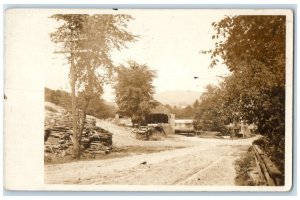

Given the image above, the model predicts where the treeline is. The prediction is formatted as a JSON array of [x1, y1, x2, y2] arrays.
[[164, 101, 199, 119], [45, 87, 116, 119], [195, 16, 286, 172]]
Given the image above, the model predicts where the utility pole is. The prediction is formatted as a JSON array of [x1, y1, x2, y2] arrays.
[[70, 43, 79, 158], [54, 35, 87, 159]]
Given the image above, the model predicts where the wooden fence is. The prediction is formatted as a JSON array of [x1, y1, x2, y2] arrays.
[[252, 144, 284, 186]]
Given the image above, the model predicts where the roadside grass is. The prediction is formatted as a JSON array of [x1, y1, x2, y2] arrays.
[[234, 147, 256, 186]]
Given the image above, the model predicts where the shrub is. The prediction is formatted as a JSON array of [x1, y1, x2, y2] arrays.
[[234, 148, 256, 186]]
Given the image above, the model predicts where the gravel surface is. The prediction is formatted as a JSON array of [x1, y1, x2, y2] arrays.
[[45, 120, 258, 185]]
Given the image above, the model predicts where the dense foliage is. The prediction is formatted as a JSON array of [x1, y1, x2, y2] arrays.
[[193, 85, 224, 131], [197, 16, 286, 172], [45, 87, 71, 108], [114, 61, 157, 125]]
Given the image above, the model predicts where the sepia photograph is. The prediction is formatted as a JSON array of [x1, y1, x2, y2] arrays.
[[4, 8, 293, 191]]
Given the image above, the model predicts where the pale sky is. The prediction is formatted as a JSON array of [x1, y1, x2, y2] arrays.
[[6, 9, 232, 102]]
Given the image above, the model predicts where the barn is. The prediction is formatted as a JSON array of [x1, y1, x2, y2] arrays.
[[145, 103, 175, 134]]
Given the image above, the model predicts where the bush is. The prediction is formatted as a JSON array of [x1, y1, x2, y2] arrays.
[[234, 148, 256, 185]]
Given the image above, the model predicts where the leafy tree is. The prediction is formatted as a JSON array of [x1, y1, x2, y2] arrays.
[[207, 16, 285, 74], [205, 16, 286, 172], [50, 14, 135, 159], [193, 100, 200, 110], [194, 85, 223, 131], [183, 105, 194, 118], [77, 92, 116, 119], [114, 61, 157, 125]]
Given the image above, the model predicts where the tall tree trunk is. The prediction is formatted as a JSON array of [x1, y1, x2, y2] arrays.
[[71, 52, 80, 159], [76, 96, 91, 159], [74, 62, 93, 159]]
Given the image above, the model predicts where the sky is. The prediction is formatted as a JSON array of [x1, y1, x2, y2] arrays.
[[6, 9, 231, 102], [108, 10, 230, 95]]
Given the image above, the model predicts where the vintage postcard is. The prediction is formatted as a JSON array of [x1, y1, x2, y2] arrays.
[[4, 9, 293, 191]]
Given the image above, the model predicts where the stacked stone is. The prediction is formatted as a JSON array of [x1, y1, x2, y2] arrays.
[[44, 111, 113, 156]]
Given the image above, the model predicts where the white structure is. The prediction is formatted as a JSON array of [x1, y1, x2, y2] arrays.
[[174, 119, 194, 133], [115, 114, 132, 127]]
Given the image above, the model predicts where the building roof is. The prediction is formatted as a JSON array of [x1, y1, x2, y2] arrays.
[[150, 102, 171, 114]]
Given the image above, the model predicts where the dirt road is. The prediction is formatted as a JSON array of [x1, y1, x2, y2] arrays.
[[45, 120, 258, 185]]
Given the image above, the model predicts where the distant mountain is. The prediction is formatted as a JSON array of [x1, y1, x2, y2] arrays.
[[154, 90, 202, 107]]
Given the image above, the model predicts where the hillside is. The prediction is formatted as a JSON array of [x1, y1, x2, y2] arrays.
[[45, 87, 116, 119], [154, 90, 202, 107]]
